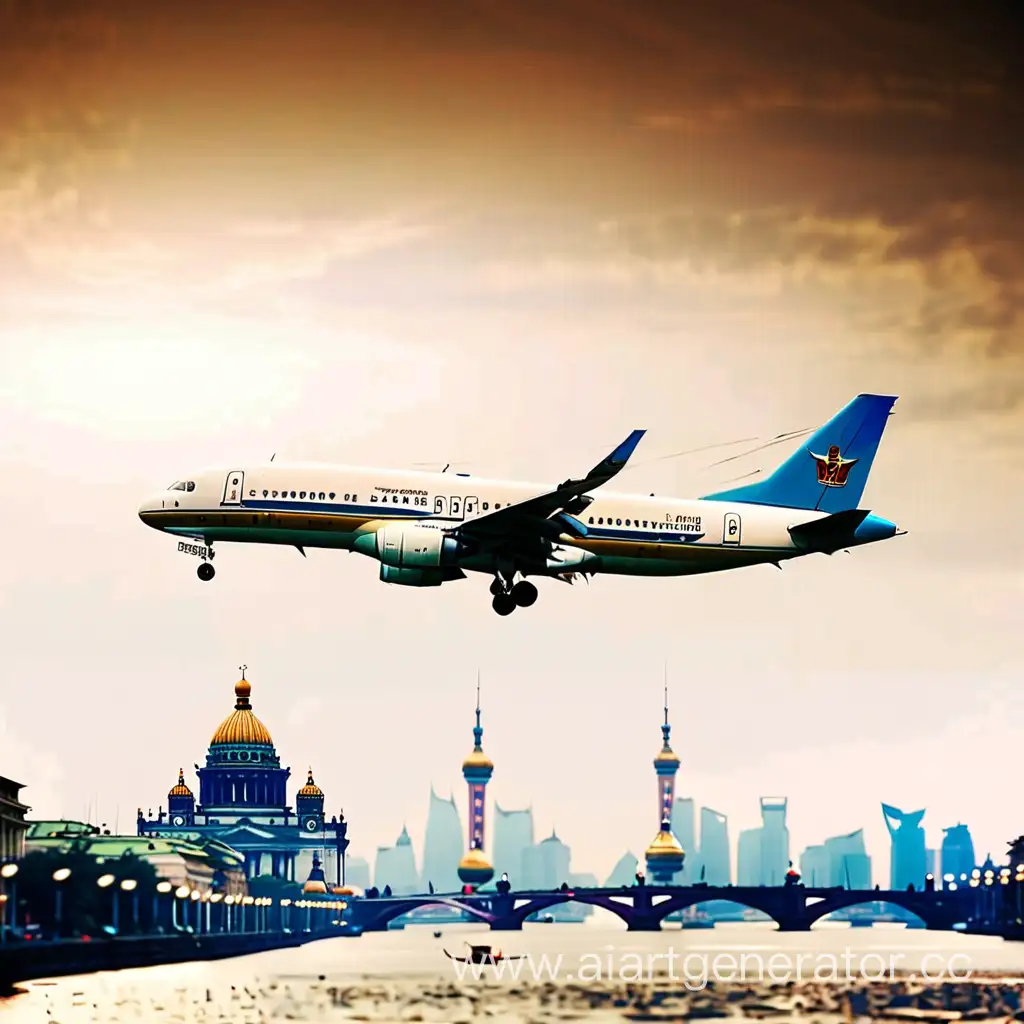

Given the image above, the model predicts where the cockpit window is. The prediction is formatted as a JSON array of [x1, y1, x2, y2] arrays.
[[168, 481, 187, 491]]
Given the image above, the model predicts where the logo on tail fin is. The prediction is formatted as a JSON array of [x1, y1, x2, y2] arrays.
[[809, 444, 858, 487]]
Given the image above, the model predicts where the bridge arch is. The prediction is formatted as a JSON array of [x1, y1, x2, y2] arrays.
[[357, 898, 495, 931], [802, 892, 963, 929], [502, 894, 639, 929], [650, 894, 786, 927]]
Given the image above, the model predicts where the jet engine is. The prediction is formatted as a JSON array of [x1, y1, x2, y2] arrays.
[[354, 522, 469, 569], [545, 544, 600, 572], [379, 565, 466, 587]]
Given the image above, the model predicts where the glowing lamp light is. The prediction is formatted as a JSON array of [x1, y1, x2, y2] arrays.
[[175, 886, 190, 899], [156, 881, 172, 893], [190, 890, 201, 901], [1, 865, 19, 879], [120, 879, 137, 892], [52, 868, 72, 883], [96, 874, 115, 888]]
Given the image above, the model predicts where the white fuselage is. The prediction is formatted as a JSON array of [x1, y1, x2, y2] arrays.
[[138, 462, 833, 579]]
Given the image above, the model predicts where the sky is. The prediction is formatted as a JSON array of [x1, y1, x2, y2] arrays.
[[0, 0, 1021, 885]]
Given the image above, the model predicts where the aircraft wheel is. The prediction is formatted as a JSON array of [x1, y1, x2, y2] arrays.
[[491, 594, 516, 616], [511, 581, 538, 607], [489, 578, 505, 597], [197, 562, 216, 581]]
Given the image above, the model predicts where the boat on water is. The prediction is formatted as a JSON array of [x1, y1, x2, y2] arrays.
[[443, 943, 524, 965]]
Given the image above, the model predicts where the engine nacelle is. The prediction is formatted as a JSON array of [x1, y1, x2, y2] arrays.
[[379, 565, 445, 587], [356, 523, 467, 568], [545, 544, 600, 572]]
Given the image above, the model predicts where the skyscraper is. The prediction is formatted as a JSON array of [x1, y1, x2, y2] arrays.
[[672, 797, 701, 883], [882, 803, 927, 890], [420, 787, 463, 893], [492, 804, 534, 885], [644, 685, 685, 884], [823, 829, 872, 888], [458, 679, 494, 888], [699, 808, 731, 885], [759, 797, 789, 886], [941, 824, 976, 884], [737, 827, 762, 886]]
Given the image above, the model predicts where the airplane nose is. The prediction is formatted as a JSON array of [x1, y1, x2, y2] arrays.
[[138, 496, 162, 527]]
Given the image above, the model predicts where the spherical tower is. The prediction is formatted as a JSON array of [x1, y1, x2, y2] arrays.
[[645, 684, 685, 884], [167, 768, 195, 827], [458, 678, 494, 888]]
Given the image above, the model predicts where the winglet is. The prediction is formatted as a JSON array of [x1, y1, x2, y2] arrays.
[[595, 429, 646, 474], [557, 429, 646, 494]]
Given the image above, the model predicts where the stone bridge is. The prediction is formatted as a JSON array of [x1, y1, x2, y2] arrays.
[[345, 884, 977, 933]]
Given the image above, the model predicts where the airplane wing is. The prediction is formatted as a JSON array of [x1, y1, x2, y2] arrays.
[[455, 430, 646, 551]]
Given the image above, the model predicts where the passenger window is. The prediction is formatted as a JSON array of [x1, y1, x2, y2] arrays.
[[300, 491, 306, 499], [483, 502, 489, 510], [598, 517, 604, 524], [588, 517, 594, 524], [186, 481, 196, 492], [272, 490, 278, 498], [616, 519, 622, 526], [626, 519, 631, 526], [643, 520, 648, 528], [330, 492, 336, 500], [495, 503, 501, 509], [319, 492, 325, 500], [263, 490, 269, 497], [290, 491, 296, 498]]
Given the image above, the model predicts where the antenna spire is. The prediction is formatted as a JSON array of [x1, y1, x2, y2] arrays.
[[473, 671, 483, 749], [239, 664, 247, 680]]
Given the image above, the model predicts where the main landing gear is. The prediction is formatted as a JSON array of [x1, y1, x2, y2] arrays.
[[489, 576, 538, 616]]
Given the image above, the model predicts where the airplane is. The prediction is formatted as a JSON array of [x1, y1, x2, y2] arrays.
[[138, 393, 902, 615]]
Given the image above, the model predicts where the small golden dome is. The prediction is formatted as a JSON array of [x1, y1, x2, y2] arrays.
[[168, 769, 193, 798], [457, 846, 494, 884], [302, 878, 328, 895], [297, 769, 323, 798], [654, 748, 680, 765], [462, 748, 494, 771], [210, 674, 275, 747], [645, 828, 685, 862]]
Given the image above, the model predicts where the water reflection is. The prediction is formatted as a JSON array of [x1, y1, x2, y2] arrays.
[[2, 922, 1024, 1023]]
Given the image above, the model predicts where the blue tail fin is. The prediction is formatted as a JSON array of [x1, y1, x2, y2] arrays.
[[702, 394, 897, 513]]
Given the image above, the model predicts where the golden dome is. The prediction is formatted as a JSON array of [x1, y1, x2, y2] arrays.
[[302, 877, 328, 895], [211, 675, 275, 747], [457, 846, 494, 885], [462, 748, 494, 771], [297, 769, 323, 798], [168, 769, 193, 798], [644, 828, 685, 862]]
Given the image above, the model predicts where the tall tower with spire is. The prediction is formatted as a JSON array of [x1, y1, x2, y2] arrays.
[[644, 681, 685, 884], [458, 677, 495, 888]]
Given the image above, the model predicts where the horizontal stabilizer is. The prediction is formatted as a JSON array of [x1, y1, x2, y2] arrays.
[[788, 509, 871, 554]]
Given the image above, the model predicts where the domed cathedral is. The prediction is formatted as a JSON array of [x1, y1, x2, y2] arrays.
[[137, 668, 350, 887]]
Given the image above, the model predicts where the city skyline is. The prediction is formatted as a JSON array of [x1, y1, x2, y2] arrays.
[[5, 672, 1003, 887], [1, 2, 1020, 884]]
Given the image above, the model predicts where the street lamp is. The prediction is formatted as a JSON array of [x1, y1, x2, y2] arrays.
[[120, 880, 138, 933], [53, 868, 72, 936], [1, 864, 18, 942]]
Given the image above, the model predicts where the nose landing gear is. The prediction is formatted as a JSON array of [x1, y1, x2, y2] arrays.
[[489, 576, 538, 615], [197, 561, 215, 581]]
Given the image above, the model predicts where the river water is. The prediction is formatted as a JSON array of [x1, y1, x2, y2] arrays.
[[3, 920, 1024, 1022]]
